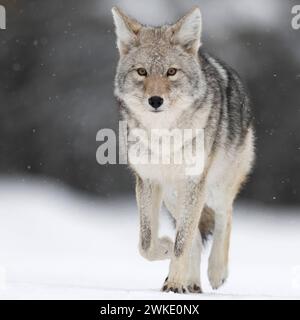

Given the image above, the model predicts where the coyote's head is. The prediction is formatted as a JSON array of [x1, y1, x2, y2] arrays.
[[112, 7, 205, 127]]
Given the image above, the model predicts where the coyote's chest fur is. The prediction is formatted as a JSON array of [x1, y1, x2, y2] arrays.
[[126, 101, 210, 183], [127, 121, 206, 183], [128, 129, 204, 185]]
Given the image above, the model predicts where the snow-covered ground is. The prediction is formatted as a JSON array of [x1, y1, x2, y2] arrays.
[[0, 177, 299, 300]]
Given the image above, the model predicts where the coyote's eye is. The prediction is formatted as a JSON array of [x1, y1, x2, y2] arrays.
[[167, 68, 177, 76], [137, 68, 147, 77]]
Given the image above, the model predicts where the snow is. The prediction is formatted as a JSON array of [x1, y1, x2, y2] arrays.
[[0, 177, 299, 300]]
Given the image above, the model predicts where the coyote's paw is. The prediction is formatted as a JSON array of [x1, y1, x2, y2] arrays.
[[187, 282, 202, 293], [186, 272, 202, 293], [161, 277, 188, 294], [139, 236, 173, 261], [208, 259, 228, 289], [157, 236, 173, 258]]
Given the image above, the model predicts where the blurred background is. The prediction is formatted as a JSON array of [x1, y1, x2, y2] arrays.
[[0, 0, 299, 205]]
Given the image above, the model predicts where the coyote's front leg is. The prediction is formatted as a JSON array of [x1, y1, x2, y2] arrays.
[[136, 176, 173, 261], [163, 179, 204, 293]]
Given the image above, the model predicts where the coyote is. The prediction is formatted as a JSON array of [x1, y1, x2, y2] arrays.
[[112, 6, 255, 293]]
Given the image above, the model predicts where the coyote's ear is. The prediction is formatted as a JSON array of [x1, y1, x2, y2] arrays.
[[112, 7, 142, 55], [171, 7, 202, 55]]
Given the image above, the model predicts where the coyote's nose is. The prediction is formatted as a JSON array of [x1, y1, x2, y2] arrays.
[[148, 96, 164, 109]]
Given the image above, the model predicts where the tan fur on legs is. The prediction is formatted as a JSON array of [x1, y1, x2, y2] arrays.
[[186, 231, 202, 293], [208, 207, 232, 289], [136, 176, 173, 261], [163, 179, 205, 293]]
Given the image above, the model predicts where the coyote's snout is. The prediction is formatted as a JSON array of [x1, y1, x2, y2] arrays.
[[112, 6, 255, 293]]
